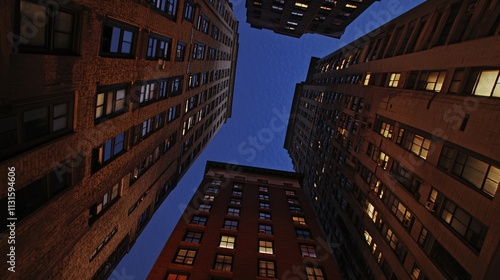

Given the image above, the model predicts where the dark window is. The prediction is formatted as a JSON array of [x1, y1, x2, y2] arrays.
[[190, 215, 207, 226], [214, 254, 232, 271], [440, 199, 488, 251], [296, 229, 312, 239], [1, 157, 82, 231], [259, 224, 272, 234], [17, 0, 78, 54], [183, 231, 202, 243], [146, 33, 172, 60], [259, 260, 276, 278], [184, 0, 195, 21], [170, 76, 183, 96], [175, 41, 186, 61], [167, 104, 181, 123], [150, 0, 178, 19], [101, 19, 137, 58], [430, 241, 471, 280], [391, 161, 421, 196], [92, 132, 127, 172], [223, 219, 238, 230]]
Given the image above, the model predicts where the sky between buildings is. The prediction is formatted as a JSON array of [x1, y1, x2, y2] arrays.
[[111, 0, 425, 279]]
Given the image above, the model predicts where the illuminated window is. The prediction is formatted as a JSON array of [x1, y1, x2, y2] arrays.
[[364, 73, 371, 85], [295, 2, 308, 8], [388, 73, 401, 87], [418, 71, 446, 92], [346, 4, 357, 9], [259, 212, 271, 220], [472, 70, 500, 97], [259, 240, 274, 254], [219, 235, 235, 249], [292, 216, 307, 225]]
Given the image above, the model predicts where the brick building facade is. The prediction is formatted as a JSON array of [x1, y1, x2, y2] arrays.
[[148, 161, 341, 279], [285, 0, 500, 279], [0, 0, 238, 279], [245, 0, 376, 38]]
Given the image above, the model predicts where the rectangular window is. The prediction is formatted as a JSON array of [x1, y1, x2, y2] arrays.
[[379, 121, 394, 139], [259, 224, 272, 234], [183, 231, 202, 243], [259, 212, 271, 220], [174, 249, 196, 265], [292, 216, 307, 225], [296, 229, 312, 239], [140, 81, 156, 104], [259, 194, 269, 200], [223, 219, 238, 230], [190, 215, 207, 226], [259, 186, 269, 192], [259, 240, 274, 254], [391, 161, 421, 196], [450, 149, 499, 197], [300, 245, 317, 258], [18, 0, 77, 54], [305, 266, 325, 280], [472, 70, 500, 97], [202, 17, 210, 34], [89, 182, 121, 223], [151, 0, 178, 19], [170, 76, 183, 96], [227, 207, 240, 216], [214, 255, 232, 271], [290, 206, 303, 213], [92, 132, 126, 171], [440, 199, 488, 251], [192, 42, 205, 60], [285, 190, 295, 196], [259, 260, 276, 278], [219, 235, 235, 249], [167, 104, 181, 123], [229, 198, 241, 205], [146, 33, 172, 60], [184, 0, 195, 21], [417, 71, 446, 92], [101, 19, 137, 57], [175, 41, 186, 61], [232, 190, 242, 196], [198, 203, 211, 212], [259, 202, 270, 209], [403, 132, 431, 159], [388, 73, 401, 87]]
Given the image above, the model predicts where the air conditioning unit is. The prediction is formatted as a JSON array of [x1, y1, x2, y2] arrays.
[[425, 201, 436, 212]]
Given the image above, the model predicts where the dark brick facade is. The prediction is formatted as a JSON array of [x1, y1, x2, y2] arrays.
[[0, 0, 238, 279]]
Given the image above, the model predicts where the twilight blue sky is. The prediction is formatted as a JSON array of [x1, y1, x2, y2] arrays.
[[111, 0, 424, 279]]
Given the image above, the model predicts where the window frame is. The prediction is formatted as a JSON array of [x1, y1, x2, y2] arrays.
[[146, 33, 172, 60], [150, 0, 178, 20], [258, 260, 276, 278], [174, 248, 196, 265], [100, 18, 138, 58], [16, 0, 79, 55]]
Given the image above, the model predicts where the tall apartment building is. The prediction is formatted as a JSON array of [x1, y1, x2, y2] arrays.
[[148, 161, 341, 279], [245, 0, 376, 38], [284, 0, 500, 279], [0, 0, 238, 279]]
